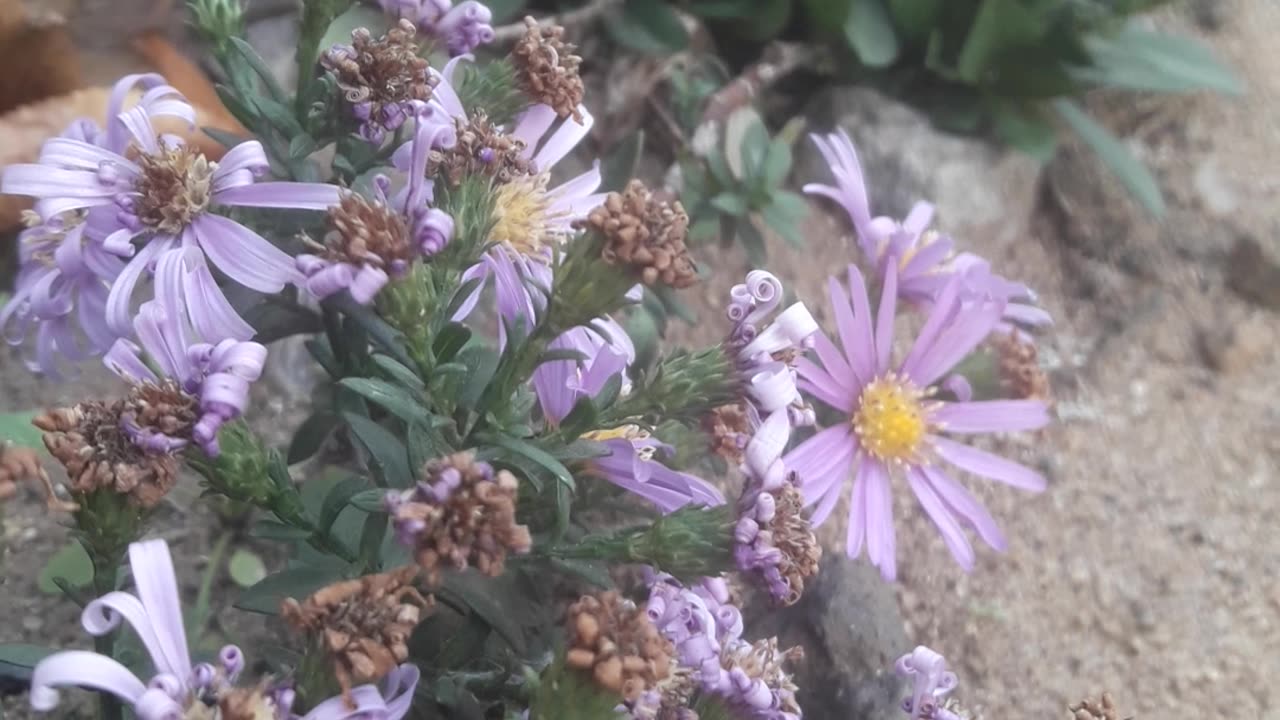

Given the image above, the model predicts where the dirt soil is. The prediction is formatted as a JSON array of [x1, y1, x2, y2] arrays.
[[2, 1, 1278, 719]]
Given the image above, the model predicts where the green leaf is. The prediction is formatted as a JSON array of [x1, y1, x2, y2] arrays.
[[433, 323, 473, 364], [340, 377, 427, 423], [549, 558, 614, 588], [235, 564, 348, 614], [485, 0, 527, 23], [0, 410, 43, 449], [887, 0, 944, 40], [724, 107, 766, 180], [409, 606, 491, 669], [737, 219, 768, 265], [38, 541, 94, 595], [759, 192, 809, 247], [992, 105, 1058, 163], [228, 549, 268, 588], [602, 131, 646, 193], [1052, 99, 1165, 216], [609, 0, 690, 54], [759, 138, 793, 190], [347, 489, 389, 513], [710, 193, 750, 217], [1077, 26, 1243, 95], [687, 0, 755, 18], [458, 346, 500, 411], [0, 644, 56, 682], [228, 36, 289, 102], [318, 475, 369, 533], [955, 0, 1045, 84], [844, 0, 901, 68], [202, 126, 250, 149], [324, 294, 413, 368], [250, 519, 312, 541], [438, 572, 528, 654], [288, 412, 339, 465], [242, 296, 324, 344], [288, 134, 320, 161], [372, 354, 427, 394], [343, 414, 413, 487]]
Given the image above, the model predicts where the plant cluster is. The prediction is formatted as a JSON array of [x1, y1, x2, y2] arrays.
[[0, 1, 1058, 718]]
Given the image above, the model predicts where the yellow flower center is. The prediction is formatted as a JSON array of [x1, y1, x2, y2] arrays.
[[490, 173, 565, 256], [880, 230, 952, 274], [582, 425, 643, 443], [852, 375, 929, 463]]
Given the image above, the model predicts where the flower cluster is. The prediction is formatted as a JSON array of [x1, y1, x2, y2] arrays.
[[322, 20, 437, 146], [511, 16, 585, 122], [567, 590, 675, 703], [375, 0, 494, 56], [580, 180, 698, 289]]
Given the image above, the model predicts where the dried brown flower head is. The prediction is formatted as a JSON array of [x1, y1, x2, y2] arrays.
[[34, 401, 178, 508], [511, 17, 584, 122], [750, 474, 821, 607], [132, 144, 214, 234], [315, 192, 415, 270], [282, 566, 429, 706], [579, 180, 698, 289], [1, 443, 71, 510], [121, 380, 199, 443], [721, 637, 803, 718], [565, 591, 673, 703], [430, 113, 533, 186], [321, 19, 436, 129], [215, 682, 283, 720], [990, 331, 1051, 403], [704, 403, 751, 465], [388, 451, 532, 585], [1070, 692, 1131, 720]]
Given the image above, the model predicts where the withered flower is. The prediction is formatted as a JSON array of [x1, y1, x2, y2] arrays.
[[511, 17, 584, 122], [990, 330, 1052, 403], [565, 591, 673, 703], [0, 443, 76, 510], [704, 403, 751, 465], [718, 637, 803, 719], [429, 112, 533, 186], [579, 180, 698, 289], [281, 566, 429, 706], [1070, 692, 1129, 720], [322, 19, 437, 145], [386, 451, 532, 585], [34, 401, 178, 509]]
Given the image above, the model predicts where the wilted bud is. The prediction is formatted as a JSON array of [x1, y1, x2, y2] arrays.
[[511, 17, 583, 122], [613, 346, 739, 427], [734, 469, 821, 607], [282, 566, 430, 706], [565, 591, 674, 703], [704, 403, 751, 465], [579, 180, 698, 290], [321, 20, 437, 145], [430, 112, 534, 186], [989, 331, 1051, 402], [718, 637, 803, 720]]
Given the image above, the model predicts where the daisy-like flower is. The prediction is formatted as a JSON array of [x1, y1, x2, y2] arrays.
[[297, 104, 456, 304], [375, 0, 494, 55], [784, 263, 1050, 580], [400, 58, 607, 334], [1, 73, 341, 345], [805, 130, 1050, 335], [895, 646, 960, 720], [29, 539, 253, 718], [105, 250, 267, 457]]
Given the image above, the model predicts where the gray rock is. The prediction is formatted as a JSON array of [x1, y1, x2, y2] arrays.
[[798, 87, 1043, 261], [749, 556, 908, 720], [1227, 234, 1280, 310]]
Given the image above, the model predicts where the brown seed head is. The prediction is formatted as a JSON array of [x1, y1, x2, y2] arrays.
[[321, 19, 436, 128], [704, 403, 751, 465], [511, 17, 584, 122], [122, 380, 199, 443], [281, 566, 429, 706], [565, 591, 673, 703], [748, 474, 821, 607], [132, 144, 214, 234], [317, 192, 415, 270], [720, 637, 802, 718], [429, 113, 533, 186], [388, 451, 532, 585], [989, 330, 1051, 403], [34, 400, 178, 508], [578, 180, 698, 289]]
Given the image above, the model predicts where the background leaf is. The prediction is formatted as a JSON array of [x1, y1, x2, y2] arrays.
[[38, 541, 93, 595], [1076, 26, 1243, 94], [228, 548, 268, 588], [0, 644, 56, 682], [1053, 98, 1165, 216], [609, 0, 690, 54], [0, 411, 43, 450], [844, 0, 901, 68]]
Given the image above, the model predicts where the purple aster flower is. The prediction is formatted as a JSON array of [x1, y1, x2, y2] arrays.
[[725, 270, 820, 424], [376, 0, 494, 55], [1, 73, 341, 345], [805, 130, 1050, 336], [288, 663, 420, 719], [105, 250, 267, 457], [297, 104, 456, 304], [784, 263, 1051, 580], [895, 646, 961, 720], [532, 317, 635, 425], [646, 573, 743, 688], [29, 539, 250, 718]]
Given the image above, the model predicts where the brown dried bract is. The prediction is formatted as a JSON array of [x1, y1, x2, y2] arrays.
[[1069, 692, 1131, 720], [704, 403, 750, 465], [317, 192, 414, 269], [390, 451, 532, 584], [322, 19, 435, 125], [131, 144, 215, 234], [282, 565, 429, 707], [767, 478, 821, 607], [34, 401, 178, 509], [0, 444, 75, 510], [565, 591, 673, 703], [430, 113, 533, 186], [511, 17, 583, 122], [579, 180, 698, 289], [122, 381, 199, 443], [721, 637, 803, 717], [990, 330, 1052, 403]]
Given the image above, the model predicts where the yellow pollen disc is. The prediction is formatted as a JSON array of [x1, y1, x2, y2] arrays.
[[490, 173, 565, 255], [581, 425, 644, 443], [852, 375, 928, 463]]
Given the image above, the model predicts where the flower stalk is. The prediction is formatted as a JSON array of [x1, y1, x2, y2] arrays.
[[548, 504, 734, 583]]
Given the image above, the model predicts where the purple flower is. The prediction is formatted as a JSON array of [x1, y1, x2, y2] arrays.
[[297, 105, 456, 304], [377, 0, 494, 54], [805, 130, 1050, 336], [289, 664, 420, 720], [29, 539, 249, 718], [895, 646, 960, 720], [725, 270, 820, 424], [105, 249, 267, 456], [415, 59, 608, 335], [1, 73, 341, 345], [532, 318, 634, 425], [646, 573, 742, 687], [784, 263, 1051, 580]]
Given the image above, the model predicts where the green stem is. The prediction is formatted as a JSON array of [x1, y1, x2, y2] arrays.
[[193, 531, 233, 638], [91, 553, 123, 720]]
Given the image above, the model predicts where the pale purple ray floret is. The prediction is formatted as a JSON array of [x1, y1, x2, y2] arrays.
[[28, 540, 247, 718], [296, 102, 456, 305], [895, 646, 961, 720], [287, 663, 421, 720], [784, 263, 1051, 580], [376, 0, 495, 55], [725, 270, 820, 426], [105, 250, 267, 457], [805, 130, 1051, 335], [733, 409, 806, 605], [532, 316, 723, 512], [0, 73, 341, 347]]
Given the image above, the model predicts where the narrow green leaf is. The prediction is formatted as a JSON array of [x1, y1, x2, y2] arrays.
[[0, 644, 56, 682], [458, 346, 500, 411], [992, 105, 1058, 163], [760, 138, 793, 190], [710, 193, 750, 217], [549, 558, 614, 588], [372, 354, 427, 394], [235, 564, 348, 614], [250, 519, 312, 541], [202, 126, 248, 149], [343, 414, 413, 488], [433, 322, 473, 364], [228, 36, 289, 101], [318, 476, 368, 533], [1077, 26, 1243, 95], [844, 0, 901, 68], [737, 218, 768, 265], [287, 412, 339, 465], [288, 134, 320, 161], [228, 549, 268, 588], [955, 0, 1043, 83], [340, 378, 428, 423], [602, 131, 646, 193], [348, 489, 389, 513], [38, 542, 94, 595], [609, 0, 690, 54], [759, 192, 808, 248], [1052, 99, 1165, 216], [438, 572, 528, 653], [481, 433, 575, 491]]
